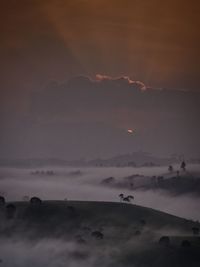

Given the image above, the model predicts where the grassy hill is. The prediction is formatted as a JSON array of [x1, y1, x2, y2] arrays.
[[0, 201, 200, 266], [0, 200, 198, 235]]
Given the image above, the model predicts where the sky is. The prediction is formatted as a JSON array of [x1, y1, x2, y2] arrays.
[[0, 0, 200, 159]]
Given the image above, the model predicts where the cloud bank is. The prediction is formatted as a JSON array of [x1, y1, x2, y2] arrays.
[[1, 75, 200, 159]]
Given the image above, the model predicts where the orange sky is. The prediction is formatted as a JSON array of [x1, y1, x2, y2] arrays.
[[1, 0, 200, 94], [0, 1, 200, 158]]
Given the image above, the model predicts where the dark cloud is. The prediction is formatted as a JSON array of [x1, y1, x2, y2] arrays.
[[30, 75, 200, 118], [0, 75, 199, 159], [0, 0, 200, 95]]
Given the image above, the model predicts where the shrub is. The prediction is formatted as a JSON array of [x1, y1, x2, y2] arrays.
[[30, 197, 42, 205], [91, 231, 104, 239], [192, 227, 199, 236]]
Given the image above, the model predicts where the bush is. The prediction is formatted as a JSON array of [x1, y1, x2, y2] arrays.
[[30, 197, 42, 205], [192, 227, 199, 236], [91, 231, 104, 239]]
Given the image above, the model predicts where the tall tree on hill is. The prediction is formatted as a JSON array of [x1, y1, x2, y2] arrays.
[[181, 161, 186, 171]]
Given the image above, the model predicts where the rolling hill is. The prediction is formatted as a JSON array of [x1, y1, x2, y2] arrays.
[[0, 201, 200, 266]]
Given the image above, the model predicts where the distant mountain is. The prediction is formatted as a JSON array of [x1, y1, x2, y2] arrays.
[[88, 152, 179, 167], [0, 152, 199, 167]]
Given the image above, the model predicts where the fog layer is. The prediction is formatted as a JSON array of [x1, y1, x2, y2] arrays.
[[1, 165, 200, 220]]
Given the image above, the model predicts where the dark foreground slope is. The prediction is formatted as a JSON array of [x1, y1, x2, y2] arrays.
[[0, 201, 200, 267], [0, 200, 196, 237]]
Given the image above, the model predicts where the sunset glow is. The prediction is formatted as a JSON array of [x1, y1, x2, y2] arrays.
[[1, 1, 200, 266]]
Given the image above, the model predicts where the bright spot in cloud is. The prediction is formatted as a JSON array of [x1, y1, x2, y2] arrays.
[[127, 129, 134, 134]]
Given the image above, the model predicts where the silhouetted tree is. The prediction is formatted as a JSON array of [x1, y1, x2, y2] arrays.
[[0, 196, 5, 206], [119, 194, 134, 203], [91, 231, 104, 239], [30, 197, 42, 205], [127, 195, 134, 202], [6, 204, 16, 219], [181, 161, 186, 171], [168, 165, 173, 172], [102, 177, 115, 185], [192, 227, 199, 236], [123, 196, 130, 202], [119, 193, 124, 201]]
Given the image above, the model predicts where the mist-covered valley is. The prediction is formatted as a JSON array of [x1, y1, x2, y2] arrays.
[[1, 164, 200, 267], [1, 164, 200, 221]]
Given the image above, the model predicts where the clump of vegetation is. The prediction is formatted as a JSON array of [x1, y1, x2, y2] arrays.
[[30, 197, 42, 205], [119, 194, 134, 203], [181, 161, 186, 171], [168, 165, 173, 172], [192, 227, 199, 236], [101, 177, 115, 185], [91, 230, 104, 239]]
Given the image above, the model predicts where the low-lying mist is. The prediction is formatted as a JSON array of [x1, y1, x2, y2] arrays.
[[0, 232, 172, 267], [0, 238, 122, 267], [1, 165, 200, 221]]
